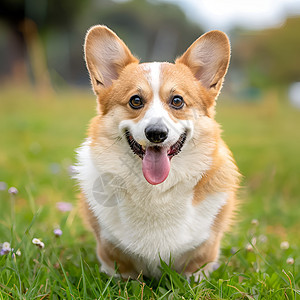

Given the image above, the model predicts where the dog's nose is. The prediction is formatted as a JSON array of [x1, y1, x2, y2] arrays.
[[145, 123, 169, 143]]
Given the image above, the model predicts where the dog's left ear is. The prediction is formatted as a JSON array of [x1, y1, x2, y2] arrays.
[[176, 30, 230, 99], [84, 25, 139, 94]]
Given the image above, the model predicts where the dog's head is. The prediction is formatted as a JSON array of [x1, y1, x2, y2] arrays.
[[84, 26, 230, 185]]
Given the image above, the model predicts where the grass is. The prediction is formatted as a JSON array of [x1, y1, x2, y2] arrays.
[[0, 86, 299, 299]]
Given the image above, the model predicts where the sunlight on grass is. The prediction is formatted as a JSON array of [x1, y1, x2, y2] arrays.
[[0, 86, 299, 298]]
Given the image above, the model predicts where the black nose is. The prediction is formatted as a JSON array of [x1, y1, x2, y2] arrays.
[[145, 123, 169, 143]]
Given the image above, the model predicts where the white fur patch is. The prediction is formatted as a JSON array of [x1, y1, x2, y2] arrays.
[[75, 141, 227, 278], [148, 62, 160, 96]]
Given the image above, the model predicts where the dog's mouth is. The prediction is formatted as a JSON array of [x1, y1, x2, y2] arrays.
[[125, 130, 187, 185]]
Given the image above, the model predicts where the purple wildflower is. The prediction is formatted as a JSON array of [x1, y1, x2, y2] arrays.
[[8, 187, 18, 195], [11, 248, 21, 258], [53, 228, 63, 237], [56, 202, 73, 212], [0, 242, 11, 256]]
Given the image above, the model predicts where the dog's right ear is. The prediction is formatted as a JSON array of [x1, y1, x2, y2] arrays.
[[84, 25, 139, 94], [176, 30, 230, 101]]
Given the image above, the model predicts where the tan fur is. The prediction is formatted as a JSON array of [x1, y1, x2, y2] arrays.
[[79, 25, 240, 279], [96, 239, 136, 276], [193, 139, 240, 205], [78, 193, 101, 239]]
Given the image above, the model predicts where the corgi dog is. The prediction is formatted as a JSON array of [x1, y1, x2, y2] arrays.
[[76, 25, 240, 280]]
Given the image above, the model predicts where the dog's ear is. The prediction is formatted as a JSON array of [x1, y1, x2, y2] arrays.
[[84, 25, 139, 94], [176, 30, 230, 99]]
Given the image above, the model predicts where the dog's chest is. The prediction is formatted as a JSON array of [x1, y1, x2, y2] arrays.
[[95, 183, 227, 263], [76, 143, 227, 273]]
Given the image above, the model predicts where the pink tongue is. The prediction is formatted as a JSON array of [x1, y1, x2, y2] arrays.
[[142, 147, 170, 185]]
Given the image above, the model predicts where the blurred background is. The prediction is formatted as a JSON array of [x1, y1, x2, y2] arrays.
[[1, 0, 300, 92], [0, 0, 300, 240]]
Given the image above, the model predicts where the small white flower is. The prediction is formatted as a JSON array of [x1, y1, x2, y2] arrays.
[[251, 219, 259, 226], [251, 237, 257, 246], [280, 241, 289, 250], [286, 257, 294, 265], [16, 249, 21, 256], [2, 242, 11, 251], [32, 238, 44, 249], [246, 243, 254, 252], [32, 238, 41, 245]]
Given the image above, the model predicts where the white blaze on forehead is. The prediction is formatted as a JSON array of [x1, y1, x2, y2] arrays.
[[145, 62, 161, 96], [119, 62, 194, 146], [143, 62, 166, 120]]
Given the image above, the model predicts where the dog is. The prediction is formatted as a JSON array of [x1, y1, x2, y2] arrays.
[[75, 25, 240, 280]]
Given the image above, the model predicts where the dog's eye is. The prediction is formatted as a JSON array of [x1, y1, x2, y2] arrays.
[[170, 95, 184, 109], [129, 95, 144, 109]]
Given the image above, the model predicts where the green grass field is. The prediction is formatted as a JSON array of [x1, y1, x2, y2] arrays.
[[0, 86, 299, 299]]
